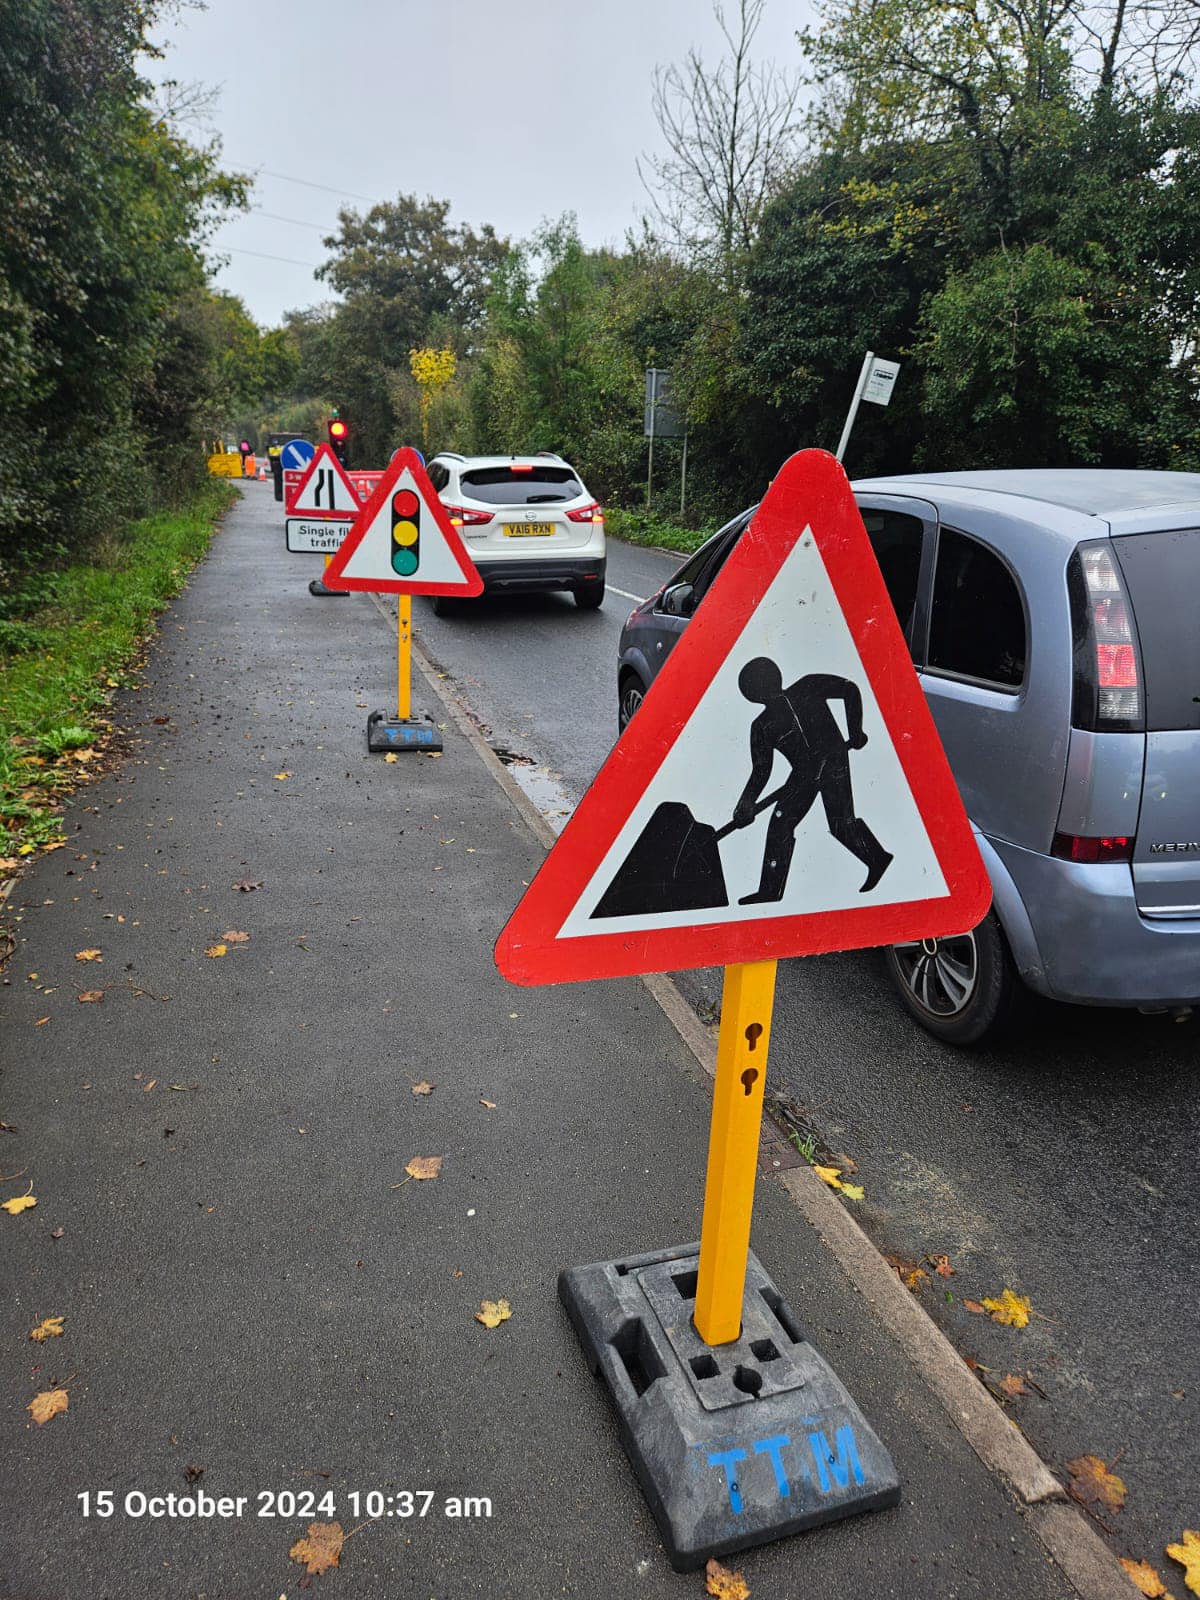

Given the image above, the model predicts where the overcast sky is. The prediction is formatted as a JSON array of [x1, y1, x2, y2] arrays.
[[144, 0, 816, 327]]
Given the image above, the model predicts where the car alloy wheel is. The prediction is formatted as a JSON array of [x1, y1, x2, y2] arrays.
[[889, 931, 978, 1017], [618, 678, 645, 731]]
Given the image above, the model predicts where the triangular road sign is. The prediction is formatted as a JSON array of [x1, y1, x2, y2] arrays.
[[285, 443, 361, 518], [324, 448, 484, 596], [495, 449, 990, 986]]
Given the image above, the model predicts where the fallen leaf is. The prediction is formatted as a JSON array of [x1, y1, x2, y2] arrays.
[[384, 752, 398, 763], [77, 990, 104, 1003], [185, 1463, 205, 1484], [998, 1374, 1028, 1397], [29, 1316, 64, 1342], [35, 1017, 49, 1026], [204, 944, 227, 959], [1167, 1530, 1200, 1596], [288, 1520, 344, 1575], [50, 1226, 64, 1239], [143, 1079, 157, 1092], [813, 1164, 843, 1189], [931, 1253, 954, 1277], [74, 949, 102, 962], [480, 1098, 497, 1109], [232, 879, 262, 892], [982, 1288, 1032, 1328], [222, 930, 250, 943], [28, 1388, 68, 1425], [963, 1299, 986, 1314], [1066, 1454, 1127, 1513], [705, 1556, 751, 1598], [1120, 1558, 1170, 1597], [405, 1156, 442, 1180], [2, 1184, 36, 1215], [839, 1182, 866, 1201], [411, 1081, 435, 1096], [273, 771, 292, 781], [475, 1298, 512, 1329]]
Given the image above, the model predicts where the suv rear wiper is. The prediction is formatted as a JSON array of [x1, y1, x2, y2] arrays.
[[526, 494, 567, 504]]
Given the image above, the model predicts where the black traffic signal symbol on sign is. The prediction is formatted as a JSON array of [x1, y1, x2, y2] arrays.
[[391, 488, 420, 576]]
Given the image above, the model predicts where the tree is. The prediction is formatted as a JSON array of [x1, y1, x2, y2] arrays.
[[640, 0, 802, 282]]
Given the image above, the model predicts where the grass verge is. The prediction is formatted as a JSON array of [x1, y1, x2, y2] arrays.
[[604, 506, 719, 557], [0, 480, 237, 870]]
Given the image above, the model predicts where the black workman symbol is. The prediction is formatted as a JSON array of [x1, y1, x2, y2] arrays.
[[732, 657, 893, 904]]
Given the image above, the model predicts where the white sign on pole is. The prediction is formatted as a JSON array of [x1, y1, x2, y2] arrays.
[[862, 358, 901, 406], [286, 519, 352, 555]]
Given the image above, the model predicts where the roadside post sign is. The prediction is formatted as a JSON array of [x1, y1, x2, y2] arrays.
[[835, 352, 901, 462], [494, 449, 989, 1569], [279, 437, 316, 472], [324, 447, 483, 753]]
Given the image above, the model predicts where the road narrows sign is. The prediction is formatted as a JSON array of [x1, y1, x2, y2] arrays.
[[495, 448, 990, 986], [323, 448, 483, 597], [285, 442, 362, 519]]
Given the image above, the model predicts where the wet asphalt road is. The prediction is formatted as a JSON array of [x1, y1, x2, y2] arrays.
[[413, 537, 1200, 1572]]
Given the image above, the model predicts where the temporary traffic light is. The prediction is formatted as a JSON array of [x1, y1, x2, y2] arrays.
[[390, 487, 420, 577], [327, 412, 350, 463]]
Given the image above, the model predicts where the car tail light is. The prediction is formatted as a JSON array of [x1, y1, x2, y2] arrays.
[[1051, 832, 1134, 863], [566, 502, 603, 523], [444, 504, 492, 527], [509, 463, 534, 472], [1069, 542, 1143, 730]]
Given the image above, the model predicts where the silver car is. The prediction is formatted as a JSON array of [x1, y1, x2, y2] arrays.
[[616, 469, 1200, 1044]]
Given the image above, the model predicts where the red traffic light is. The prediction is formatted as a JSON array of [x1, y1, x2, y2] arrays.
[[328, 419, 348, 440]]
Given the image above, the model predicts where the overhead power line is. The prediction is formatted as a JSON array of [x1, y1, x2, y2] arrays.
[[219, 245, 321, 269], [251, 208, 330, 232], [235, 163, 379, 204]]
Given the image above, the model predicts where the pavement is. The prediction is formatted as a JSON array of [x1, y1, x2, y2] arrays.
[[415, 534, 1200, 1576], [0, 483, 1119, 1597]]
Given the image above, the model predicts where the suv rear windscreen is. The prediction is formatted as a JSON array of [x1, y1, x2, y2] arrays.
[[461, 467, 583, 506], [1113, 529, 1200, 731]]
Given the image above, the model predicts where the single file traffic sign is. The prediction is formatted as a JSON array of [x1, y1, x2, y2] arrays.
[[323, 448, 483, 597], [495, 448, 989, 986]]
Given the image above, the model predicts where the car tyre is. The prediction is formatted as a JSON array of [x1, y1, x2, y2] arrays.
[[574, 584, 604, 611], [618, 671, 647, 733], [884, 910, 1025, 1047], [431, 595, 456, 618]]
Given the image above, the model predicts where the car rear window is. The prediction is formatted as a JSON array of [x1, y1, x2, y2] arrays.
[[461, 467, 583, 506], [1113, 528, 1200, 731]]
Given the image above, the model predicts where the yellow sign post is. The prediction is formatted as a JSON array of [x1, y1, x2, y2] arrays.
[[693, 959, 777, 1344], [397, 594, 412, 721]]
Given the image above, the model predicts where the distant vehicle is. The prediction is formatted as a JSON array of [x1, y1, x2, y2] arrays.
[[617, 469, 1200, 1045], [424, 453, 606, 613]]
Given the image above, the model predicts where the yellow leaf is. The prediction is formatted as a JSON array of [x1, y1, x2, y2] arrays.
[[411, 1081, 435, 1096], [205, 944, 227, 958], [475, 1298, 511, 1329], [77, 989, 104, 1002], [1120, 1557, 1170, 1597], [1167, 1530, 1200, 1596], [29, 1316, 65, 1342], [813, 1165, 843, 1190], [981, 1289, 1032, 1328], [405, 1155, 442, 1180], [273, 771, 292, 781], [705, 1556, 751, 1598], [840, 1182, 866, 1201], [2, 1184, 36, 1215], [1066, 1454, 1127, 1513], [74, 948, 102, 962], [28, 1388, 68, 1425], [384, 752, 398, 763], [288, 1520, 344, 1575], [17, 842, 36, 856]]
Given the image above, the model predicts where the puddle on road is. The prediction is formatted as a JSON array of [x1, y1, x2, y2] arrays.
[[499, 758, 575, 835]]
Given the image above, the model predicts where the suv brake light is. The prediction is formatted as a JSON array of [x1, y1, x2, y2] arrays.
[[566, 501, 603, 524], [1051, 832, 1134, 863], [444, 504, 492, 527], [1069, 542, 1143, 730]]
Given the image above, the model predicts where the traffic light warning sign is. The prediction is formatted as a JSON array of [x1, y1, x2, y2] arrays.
[[286, 443, 361, 519], [324, 448, 483, 596]]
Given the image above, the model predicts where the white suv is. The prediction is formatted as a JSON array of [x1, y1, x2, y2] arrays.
[[425, 453, 606, 611]]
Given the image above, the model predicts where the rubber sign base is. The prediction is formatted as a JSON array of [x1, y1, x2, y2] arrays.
[[559, 1242, 899, 1571], [366, 711, 443, 754], [308, 577, 348, 598]]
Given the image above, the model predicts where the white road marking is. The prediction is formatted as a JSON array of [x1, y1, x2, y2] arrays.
[[608, 585, 647, 603]]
